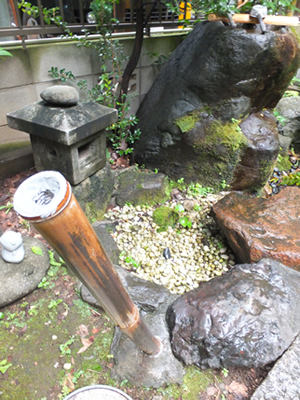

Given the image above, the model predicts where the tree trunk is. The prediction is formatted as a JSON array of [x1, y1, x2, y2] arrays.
[[118, 0, 144, 103]]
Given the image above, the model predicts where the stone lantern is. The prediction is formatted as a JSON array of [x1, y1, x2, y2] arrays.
[[7, 85, 117, 185]]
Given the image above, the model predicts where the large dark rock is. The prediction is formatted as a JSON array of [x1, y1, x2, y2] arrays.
[[134, 22, 300, 191], [166, 259, 300, 369], [211, 187, 300, 270]]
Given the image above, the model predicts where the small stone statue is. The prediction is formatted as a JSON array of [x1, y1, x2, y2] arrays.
[[0, 231, 25, 263]]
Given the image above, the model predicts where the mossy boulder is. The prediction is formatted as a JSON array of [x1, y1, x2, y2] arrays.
[[134, 22, 300, 192], [152, 206, 179, 231]]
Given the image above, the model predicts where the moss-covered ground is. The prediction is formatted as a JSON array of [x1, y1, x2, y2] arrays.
[[0, 260, 225, 400]]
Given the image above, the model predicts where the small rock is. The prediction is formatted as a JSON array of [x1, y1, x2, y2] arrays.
[[163, 247, 171, 259], [63, 363, 72, 370], [40, 85, 79, 106], [183, 199, 196, 211]]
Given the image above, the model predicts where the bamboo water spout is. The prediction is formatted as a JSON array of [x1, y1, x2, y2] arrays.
[[13, 171, 161, 356]]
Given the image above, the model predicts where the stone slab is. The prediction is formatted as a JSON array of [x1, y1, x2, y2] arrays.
[[251, 334, 300, 400]]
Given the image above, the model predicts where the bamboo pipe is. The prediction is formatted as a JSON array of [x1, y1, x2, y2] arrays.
[[13, 171, 161, 356], [208, 13, 299, 26]]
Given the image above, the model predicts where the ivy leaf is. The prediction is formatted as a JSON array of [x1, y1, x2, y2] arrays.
[[31, 246, 43, 256]]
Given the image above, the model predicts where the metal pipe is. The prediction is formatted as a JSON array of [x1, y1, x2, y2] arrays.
[[14, 171, 161, 356]]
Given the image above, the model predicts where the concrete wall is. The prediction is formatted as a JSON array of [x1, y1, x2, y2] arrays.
[[0, 33, 184, 154]]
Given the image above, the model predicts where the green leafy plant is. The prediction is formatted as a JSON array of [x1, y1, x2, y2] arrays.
[[18, 1, 61, 25], [48, 299, 63, 309], [221, 367, 229, 378], [280, 171, 300, 186], [0, 202, 13, 214], [0, 48, 12, 59], [273, 109, 287, 126], [191, 0, 299, 17], [179, 215, 192, 229], [125, 255, 141, 269], [0, 359, 12, 374], [193, 204, 202, 212], [38, 277, 51, 289], [175, 204, 185, 213], [187, 182, 213, 197], [59, 336, 75, 356], [31, 246, 43, 256]]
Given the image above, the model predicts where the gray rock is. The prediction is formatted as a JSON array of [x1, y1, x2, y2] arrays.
[[0, 236, 49, 307], [72, 163, 115, 221], [251, 334, 300, 400], [81, 264, 170, 313], [40, 85, 79, 106], [166, 259, 300, 369], [114, 168, 168, 207], [275, 96, 300, 151], [134, 22, 300, 191], [278, 133, 292, 154], [91, 222, 120, 265], [110, 289, 184, 388]]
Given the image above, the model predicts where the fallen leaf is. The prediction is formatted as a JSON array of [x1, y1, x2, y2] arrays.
[[206, 386, 218, 396], [92, 327, 100, 335], [18, 325, 28, 337], [62, 308, 68, 318], [63, 373, 75, 391], [76, 324, 89, 338], [228, 381, 248, 397], [77, 337, 94, 354]]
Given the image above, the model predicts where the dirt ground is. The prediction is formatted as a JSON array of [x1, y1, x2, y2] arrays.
[[0, 169, 271, 400]]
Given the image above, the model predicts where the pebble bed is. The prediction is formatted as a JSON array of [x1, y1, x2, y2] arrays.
[[104, 193, 236, 294]]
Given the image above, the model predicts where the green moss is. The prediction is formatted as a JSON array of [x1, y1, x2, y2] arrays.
[[175, 111, 200, 133], [152, 206, 179, 231], [85, 201, 105, 222], [155, 366, 215, 400], [182, 367, 215, 399], [259, 159, 276, 183], [0, 141, 31, 155], [202, 120, 248, 152], [186, 119, 248, 189], [276, 154, 292, 171]]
